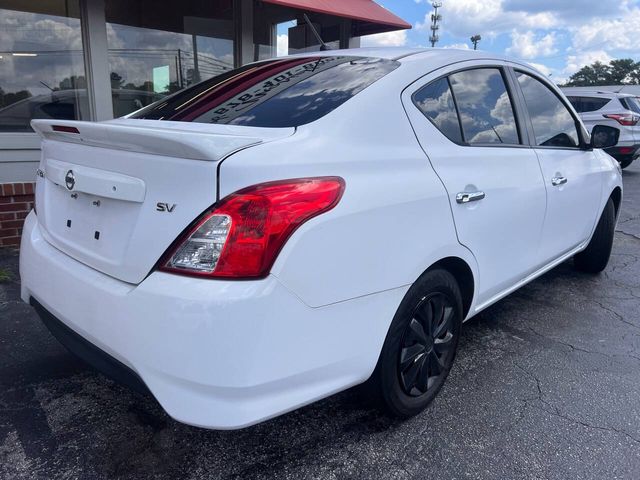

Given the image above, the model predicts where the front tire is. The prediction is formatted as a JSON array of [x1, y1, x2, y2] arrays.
[[367, 269, 463, 418], [574, 198, 616, 273]]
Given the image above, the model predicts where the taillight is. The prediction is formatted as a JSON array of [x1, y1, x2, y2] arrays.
[[603, 113, 640, 126], [159, 177, 345, 279], [52, 125, 80, 133]]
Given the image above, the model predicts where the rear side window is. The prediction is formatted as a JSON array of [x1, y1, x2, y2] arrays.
[[620, 97, 640, 114], [413, 77, 463, 143], [129, 56, 399, 128], [412, 68, 520, 145], [516, 72, 580, 148], [449, 68, 520, 145], [567, 96, 611, 113]]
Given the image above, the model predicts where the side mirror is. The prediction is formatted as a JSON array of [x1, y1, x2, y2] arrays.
[[590, 125, 619, 149]]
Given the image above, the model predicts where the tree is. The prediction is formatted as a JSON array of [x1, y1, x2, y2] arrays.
[[563, 58, 640, 86], [57, 75, 87, 91], [565, 61, 611, 86], [0, 88, 31, 108], [608, 59, 637, 84]]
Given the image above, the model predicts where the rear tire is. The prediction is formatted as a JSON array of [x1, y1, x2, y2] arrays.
[[574, 198, 616, 273], [619, 158, 634, 169], [366, 269, 463, 418]]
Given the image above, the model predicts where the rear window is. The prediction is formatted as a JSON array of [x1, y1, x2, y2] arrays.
[[620, 97, 640, 114], [129, 56, 399, 128], [413, 77, 463, 143], [566, 96, 611, 113]]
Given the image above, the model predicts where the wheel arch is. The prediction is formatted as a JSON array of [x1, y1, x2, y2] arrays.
[[610, 186, 622, 217], [427, 256, 475, 320]]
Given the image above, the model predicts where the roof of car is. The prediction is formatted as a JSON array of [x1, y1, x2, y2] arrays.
[[284, 47, 548, 78], [286, 47, 511, 63], [561, 87, 637, 98]]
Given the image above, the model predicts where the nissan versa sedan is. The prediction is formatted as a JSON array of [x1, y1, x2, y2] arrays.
[[20, 48, 622, 429]]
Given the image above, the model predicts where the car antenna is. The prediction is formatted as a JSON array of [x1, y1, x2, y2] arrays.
[[303, 13, 331, 51], [39, 81, 54, 92]]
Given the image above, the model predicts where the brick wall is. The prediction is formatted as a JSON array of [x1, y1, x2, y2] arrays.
[[0, 182, 35, 247]]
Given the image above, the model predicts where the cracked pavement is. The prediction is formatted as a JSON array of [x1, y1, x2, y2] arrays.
[[2, 163, 640, 479]]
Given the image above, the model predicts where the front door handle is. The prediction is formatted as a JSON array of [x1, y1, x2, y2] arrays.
[[456, 191, 485, 204], [551, 176, 568, 186]]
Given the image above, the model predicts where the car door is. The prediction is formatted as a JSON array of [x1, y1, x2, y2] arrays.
[[403, 63, 547, 306], [512, 69, 603, 263]]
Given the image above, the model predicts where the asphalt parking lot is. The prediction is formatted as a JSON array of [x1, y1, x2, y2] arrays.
[[1, 164, 640, 480]]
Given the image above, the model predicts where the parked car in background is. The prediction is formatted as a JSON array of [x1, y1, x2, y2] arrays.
[[562, 88, 640, 168], [20, 48, 622, 430], [0, 89, 162, 132]]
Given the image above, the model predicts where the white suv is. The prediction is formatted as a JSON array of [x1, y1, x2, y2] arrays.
[[562, 88, 640, 168], [20, 48, 622, 429]]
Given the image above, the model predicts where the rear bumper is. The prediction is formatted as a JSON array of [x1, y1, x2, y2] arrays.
[[605, 144, 640, 162], [31, 298, 151, 396], [19, 212, 403, 429]]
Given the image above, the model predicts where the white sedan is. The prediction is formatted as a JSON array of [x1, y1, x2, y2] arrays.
[[20, 48, 622, 429]]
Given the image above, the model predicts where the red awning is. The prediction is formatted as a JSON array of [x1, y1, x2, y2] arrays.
[[261, 0, 411, 33]]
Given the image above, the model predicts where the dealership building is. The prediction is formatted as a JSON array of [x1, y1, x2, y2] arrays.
[[0, 0, 409, 245]]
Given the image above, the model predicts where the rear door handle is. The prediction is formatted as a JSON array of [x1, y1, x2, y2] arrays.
[[456, 191, 485, 204], [551, 176, 568, 186]]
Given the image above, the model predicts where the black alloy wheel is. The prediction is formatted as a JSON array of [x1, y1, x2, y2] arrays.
[[366, 268, 463, 419], [398, 292, 456, 397]]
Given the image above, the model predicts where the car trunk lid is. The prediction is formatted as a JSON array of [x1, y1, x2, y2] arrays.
[[31, 118, 294, 284]]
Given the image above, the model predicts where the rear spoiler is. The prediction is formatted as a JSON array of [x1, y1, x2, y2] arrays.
[[30, 119, 278, 162]]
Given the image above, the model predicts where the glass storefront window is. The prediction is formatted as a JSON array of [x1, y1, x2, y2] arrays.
[[105, 0, 235, 117], [0, 1, 87, 132], [252, 3, 343, 62]]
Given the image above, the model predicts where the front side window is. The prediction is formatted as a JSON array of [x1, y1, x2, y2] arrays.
[[448, 68, 520, 145], [413, 77, 463, 143], [516, 72, 580, 148], [130, 56, 399, 127]]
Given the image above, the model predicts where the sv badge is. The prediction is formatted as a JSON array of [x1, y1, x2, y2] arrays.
[[156, 202, 177, 213]]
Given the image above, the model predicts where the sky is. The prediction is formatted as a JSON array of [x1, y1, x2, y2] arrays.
[[357, 0, 640, 83]]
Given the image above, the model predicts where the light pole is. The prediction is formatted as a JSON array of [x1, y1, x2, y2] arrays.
[[430, 2, 442, 48], [470, 34, 481, 50]]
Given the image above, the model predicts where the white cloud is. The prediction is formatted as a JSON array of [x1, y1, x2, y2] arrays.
[[506, 30, 557, 59], [276, 34, 288, 57], [442, 43, 470, 50], [416, 0, 558, 38], [429, 0, 633, 37], [571, 9, 640, 52], [0, 11, 85, 95], [361, 30, 408, 47], [563, 50, 612, 76], [528, 62, 552, 77], [503, 0, 625, 18]]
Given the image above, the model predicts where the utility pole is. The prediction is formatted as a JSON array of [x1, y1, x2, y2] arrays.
[[191, 35, 200, 84], [429, 2, 442, 48], [470, 34, 481, 50], [177, 49, 183, 88]]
